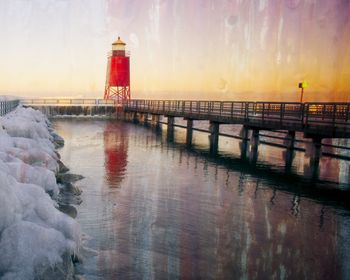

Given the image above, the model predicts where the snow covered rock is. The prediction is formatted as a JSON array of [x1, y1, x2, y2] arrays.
[[0, 106, 80, 280]]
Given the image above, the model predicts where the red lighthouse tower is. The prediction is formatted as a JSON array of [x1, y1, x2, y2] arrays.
[[104, 37, 130, 103]]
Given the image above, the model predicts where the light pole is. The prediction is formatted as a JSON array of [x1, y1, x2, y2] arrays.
[[298, 81, 308, 103]]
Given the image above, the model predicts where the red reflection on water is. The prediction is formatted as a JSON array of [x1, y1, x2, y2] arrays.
[[104, 122, 128, 187]]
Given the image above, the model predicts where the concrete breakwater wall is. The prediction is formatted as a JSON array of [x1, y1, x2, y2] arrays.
[[26, 105, 117, 117]]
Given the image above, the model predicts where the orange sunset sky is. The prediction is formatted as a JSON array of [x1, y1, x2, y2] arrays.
[[0, 0, 349, 101]]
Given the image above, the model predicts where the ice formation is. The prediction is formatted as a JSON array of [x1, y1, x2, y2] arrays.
[[0, 106, 80, 280]]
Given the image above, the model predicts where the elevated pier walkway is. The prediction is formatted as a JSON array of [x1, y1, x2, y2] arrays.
[[21, 98, 350, 176], [123, 100, 350, 177], [124, 100, 350, 139]]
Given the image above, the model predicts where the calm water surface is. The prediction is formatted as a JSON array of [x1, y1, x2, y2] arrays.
[[54, 119, 350, 280]]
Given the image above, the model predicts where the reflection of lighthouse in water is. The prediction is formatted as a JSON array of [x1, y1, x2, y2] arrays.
[[104, 122, 128, 187]]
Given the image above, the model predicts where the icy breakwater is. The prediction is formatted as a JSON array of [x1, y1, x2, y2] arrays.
[[0, 106, 80, 279]]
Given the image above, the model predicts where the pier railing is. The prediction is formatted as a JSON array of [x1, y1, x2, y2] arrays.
[[0, 100, 20, 116], [20, 98, 350, 137], [124, 100, 350, 138]]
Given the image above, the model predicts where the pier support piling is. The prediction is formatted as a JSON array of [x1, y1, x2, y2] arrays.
[[310, 137, 322, 177], [167, 116, 175, 142], [142, 113, 149, 125], [132, 112, 138, 123], [284, 131, 296, 171], [249, 129, 259, 163], [304, 136, 323, 179], [209, 121, 220, 154], [151, 114, 160, 126], [239, 126, 249, 159], [186, 119, 193, 147], [150, 114, 161, 134], [284, 131, 296, 150]]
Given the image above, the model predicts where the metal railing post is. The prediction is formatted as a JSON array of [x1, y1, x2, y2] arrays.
[[262, 103, 265, 122], [322, 104, 326, 120], [231, 102, 234, 118], [304, 103, 309, 126], [243, 102, 246, 121], [280, 103, 284, 125], [332, 104, 337, 128]]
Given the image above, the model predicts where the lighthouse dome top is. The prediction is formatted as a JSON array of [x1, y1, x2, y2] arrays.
[[111, 36, 126, 54], [112, 36, 126, 46]]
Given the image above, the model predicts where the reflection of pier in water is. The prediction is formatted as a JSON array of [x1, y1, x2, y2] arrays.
[[178, 141, 341, 280], [111, 129, 343, 279], [148, 123, 350, 208], [127, 113, 350, 183]]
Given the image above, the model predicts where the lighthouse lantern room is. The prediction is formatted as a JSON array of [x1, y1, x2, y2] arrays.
[[104, 36, 130, 103]]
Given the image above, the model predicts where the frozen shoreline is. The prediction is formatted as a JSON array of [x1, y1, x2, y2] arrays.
[[0, 106, 80, 280]]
